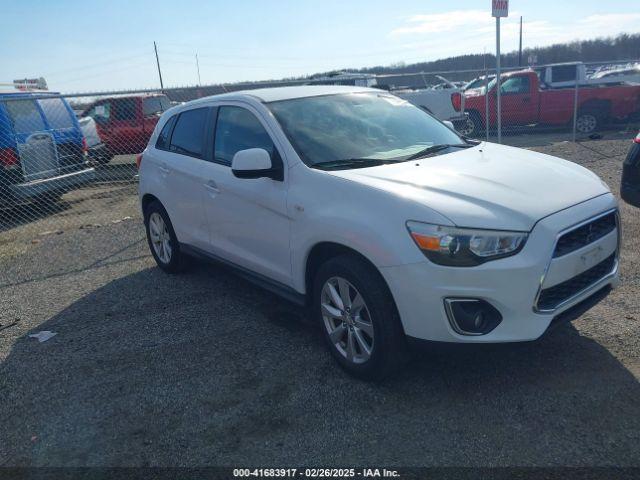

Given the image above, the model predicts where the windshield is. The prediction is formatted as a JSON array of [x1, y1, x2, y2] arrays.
[[266, 92, 464, 167]]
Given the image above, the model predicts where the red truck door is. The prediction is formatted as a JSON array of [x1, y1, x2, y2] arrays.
[[492, 75, 537, 125], [110, 98, 145, 154]]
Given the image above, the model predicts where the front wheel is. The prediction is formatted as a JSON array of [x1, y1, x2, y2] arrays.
[[458, 112, 484, 138], [313, 254, 407, 381]]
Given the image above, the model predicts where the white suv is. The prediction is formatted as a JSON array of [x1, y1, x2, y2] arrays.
[[138, 86, 620, 380]]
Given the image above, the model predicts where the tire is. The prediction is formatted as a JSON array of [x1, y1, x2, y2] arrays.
[[313, 254, 407, 381], [575, 111, 600, 135], [144, 200, 188, 274], [458, 111, 484, 138]]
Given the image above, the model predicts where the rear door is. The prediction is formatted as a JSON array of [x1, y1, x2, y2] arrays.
[[154, 107, 211, 249], [3, 98, 58, 181]]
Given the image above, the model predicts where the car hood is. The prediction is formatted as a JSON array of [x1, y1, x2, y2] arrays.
[[325, 142, 610, 231]]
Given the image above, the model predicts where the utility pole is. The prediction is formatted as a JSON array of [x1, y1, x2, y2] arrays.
[[154, 41, 164, 91], [518, 16, 523, 67], [196, 54, 201, 86]]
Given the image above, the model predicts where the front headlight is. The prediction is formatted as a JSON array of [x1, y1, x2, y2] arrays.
[[406, 221, 528, 267]]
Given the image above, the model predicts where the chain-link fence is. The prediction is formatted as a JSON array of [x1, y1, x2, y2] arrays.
[[1, 59, 639, 241]]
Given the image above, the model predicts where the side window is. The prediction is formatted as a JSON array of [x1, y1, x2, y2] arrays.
[[143, 97, 169, 116], [86, 102, 111, 124], [169, 108, 208, 158], [214, 106, 276, 166], [155, 115, 177, 151], [4, 99, 46, 133], [37, 98, 75, 129], [113, 98, 137, 121], [551, 65, 578, 82], [500, 76, 530, 94]]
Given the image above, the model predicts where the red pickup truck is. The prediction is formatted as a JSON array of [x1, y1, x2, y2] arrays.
[[81, 94, 172, 156], [462, 70, 640, 136]]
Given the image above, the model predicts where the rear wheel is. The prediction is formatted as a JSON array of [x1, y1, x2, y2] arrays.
[[575, 112, 600, 134], [144, 201, 188, 273], [313, 254, 406, 381]]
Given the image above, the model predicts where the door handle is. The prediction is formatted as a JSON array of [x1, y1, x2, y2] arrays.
[[205, 180, 220, 194], [159, 163, 170, 175]]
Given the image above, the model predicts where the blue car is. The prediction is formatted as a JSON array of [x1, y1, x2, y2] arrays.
[[0, 90, 95, 207]]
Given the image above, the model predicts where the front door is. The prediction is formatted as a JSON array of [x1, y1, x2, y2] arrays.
[[199, 104, 292, 286], [490, 75, 536, 126]]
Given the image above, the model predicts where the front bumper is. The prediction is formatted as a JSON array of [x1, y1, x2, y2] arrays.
[[7, 167, 95, 203], [380, 194, 620, 343]]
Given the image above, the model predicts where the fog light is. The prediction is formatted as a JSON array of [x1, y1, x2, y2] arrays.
[[444, 298, 502, 335]]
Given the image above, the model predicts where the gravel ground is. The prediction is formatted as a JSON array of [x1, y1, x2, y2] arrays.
[[0, 140, 639, 467]]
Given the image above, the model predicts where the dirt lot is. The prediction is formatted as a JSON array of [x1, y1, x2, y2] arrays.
[[0, 139, 639, 467]]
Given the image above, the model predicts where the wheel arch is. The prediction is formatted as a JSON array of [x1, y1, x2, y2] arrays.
[[578, 99, 612, 119], [141, 193, 162, 216], [304, 242, 393, 307]]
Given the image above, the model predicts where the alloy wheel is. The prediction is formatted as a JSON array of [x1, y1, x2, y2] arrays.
[[148, 212, 172, 264], [320, 276, 374, 364], [576, 114, 597, 134]]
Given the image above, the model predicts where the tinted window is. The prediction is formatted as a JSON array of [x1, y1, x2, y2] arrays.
[[113, 98, 137, 121], [4, 99, 46, 133], [169, 108, 208, 158], [500, 76, 530, 94], [37, 98, 75, 129], [214, 107, 275, 166], [551, 65, 578, 82], [143, 96, 171, 116], [155, 115, 176, 150]]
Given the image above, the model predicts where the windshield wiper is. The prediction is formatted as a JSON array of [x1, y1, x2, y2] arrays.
[[311, 158, 395, 171], [405, 143, 474, 161]]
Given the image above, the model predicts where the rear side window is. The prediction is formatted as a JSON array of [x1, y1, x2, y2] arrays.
[[214, 107, 275, 166], [113, 98, 137, 121], [169, 108, 208, 158], [155, 115, 176, 150], [37, 98, 75, 129], [143, 96, 171, 116], [551, 65, 578, 82], [4, 99, 46, 133]]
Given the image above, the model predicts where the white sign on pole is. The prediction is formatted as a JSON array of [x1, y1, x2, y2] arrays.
[[492, 0, 509, 17]]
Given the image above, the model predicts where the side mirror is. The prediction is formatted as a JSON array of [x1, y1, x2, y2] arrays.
[[231, 148, 283, 181], [442, 120, 455, 130]]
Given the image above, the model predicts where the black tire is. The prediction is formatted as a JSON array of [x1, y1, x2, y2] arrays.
[[143, 200, 188, 274], [459, 111, 484, 138], [313, 254, 407, 381]]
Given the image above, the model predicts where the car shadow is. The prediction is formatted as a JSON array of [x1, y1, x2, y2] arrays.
[[2, 261, 639, 466]]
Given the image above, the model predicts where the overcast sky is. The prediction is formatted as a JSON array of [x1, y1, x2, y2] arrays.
[[1, 0, 639, 93]]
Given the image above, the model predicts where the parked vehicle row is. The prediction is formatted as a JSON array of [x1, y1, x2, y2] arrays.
[[461, 69, 640, 136], [139, 85, 620, 380]]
